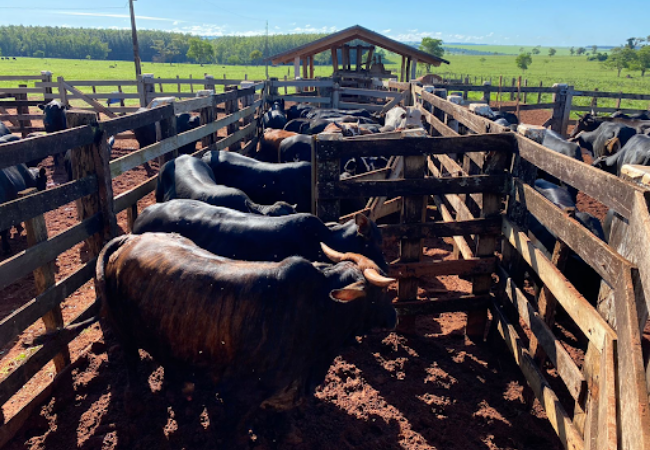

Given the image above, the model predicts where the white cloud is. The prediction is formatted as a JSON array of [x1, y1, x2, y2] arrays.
[[383, 29, 391, 33], [50, 11, 182, 22]]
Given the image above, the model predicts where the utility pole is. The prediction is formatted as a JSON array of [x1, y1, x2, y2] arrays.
[[265, 20, 269, 80], [129, 0, 142, 77]]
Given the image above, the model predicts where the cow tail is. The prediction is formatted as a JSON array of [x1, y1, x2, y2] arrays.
[[25, 235, 130, 348]]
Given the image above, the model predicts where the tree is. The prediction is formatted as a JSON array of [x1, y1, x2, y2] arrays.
[[33, 49, 44, 58], [603, 47, 637, 77], [631, 45, 650, 77], [418, 37, 444, 58], [576, 47, 586, 55], [570, 47, 575, 55], [532, 47, 540, 55], [591, 45, 598, 54], [186, 37, 214, 64], [626, 37, 643, 49], [227, 55, 240, 65], [249, 49, 263, 65], [515, 52, 532, 72], [548, 48, 557, 57], [479, 57, 486, 64]]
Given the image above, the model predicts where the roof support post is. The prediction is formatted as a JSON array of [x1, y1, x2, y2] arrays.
[[411, 58, 418, 80], [294, 56, 300, 79]]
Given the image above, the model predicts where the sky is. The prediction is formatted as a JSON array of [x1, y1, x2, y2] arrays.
[[0, 0, 647, 47]]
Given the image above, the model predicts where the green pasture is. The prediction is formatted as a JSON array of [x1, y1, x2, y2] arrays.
[[443, 44, 603, 56], [1, 54, 649, 112]]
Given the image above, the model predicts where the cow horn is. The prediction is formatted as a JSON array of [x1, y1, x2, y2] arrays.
[[605, 137, 620, 154], [363, 269, 396, 287], [321, 242, 345, 262]]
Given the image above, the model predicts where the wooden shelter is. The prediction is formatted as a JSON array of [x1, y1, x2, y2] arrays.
[[269, 25, 449, 83]]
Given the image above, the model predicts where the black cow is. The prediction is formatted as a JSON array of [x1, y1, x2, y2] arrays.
[[570, 112, 650, 138], [38, 100, 69, 165], [611, 111, 650, 121], [306, 109, 372, 120], [528, 179, 605, 303], [592, 134, 650, 176], [573, 122, 637, 158], [133, 111, 200, 154], [279, 134, 312, 162], [262, 100, 287, 130], [283, 118, 311, 133], [0, 164, 47, 253], [156, 154, 297, 216], [201, 150, 312, 213], [0, 122, 10, 137], [92, 232, 395, 433], [133, 199, 387, 270], [286, 103, 314, 121], [539, 130, 583, 200]]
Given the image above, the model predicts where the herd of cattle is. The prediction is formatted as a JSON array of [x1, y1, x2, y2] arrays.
[[2, 93, 650, 427]]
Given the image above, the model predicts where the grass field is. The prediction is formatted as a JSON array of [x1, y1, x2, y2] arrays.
[[1, 54, 649, 111]]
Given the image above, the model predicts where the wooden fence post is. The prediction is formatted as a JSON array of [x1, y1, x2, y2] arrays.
[[537, 81, 543, 104], [57, 76, 68, 107], [66, 110, 117, 258], [268, 77, 279, 98], [16, 85, 31, 138], [467, 150, 512, 340], [198, 90, 216, 151], [313, 133, 341, 221], [18, 188, 70, 373], [40, 70, 53, 101], [482, 81, 491, 106], [204, 75, 215, 93], [550, 83, 572, 137], [510, 78, 516, 101], [225, 85, 241, 152], [158, 105, 178, 163], [140, 73, 155, 107], [523, 79, 528, 103], [396, 131, 427, 333], [590, 88, 599, 113], [332, 83, 340, 109]]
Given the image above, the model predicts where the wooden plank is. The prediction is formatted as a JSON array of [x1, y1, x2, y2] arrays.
[[0, 176, 97, 232], [62, 82, 116, 118], [0, 114, 45, 121], [0, 214, 101, 292], [318, 133, 514, 159], [441, 84, 559, 94], [0, 260, 95, 350], [0, 88, 48, 94], [268, 80, 334, 88], [502, 217, 616, 351], [20, 190, 70, 373], [517, 181, 627, 285], [275, 95, 331, 105], [432, 195, 475, 260], [396, 153, 426, 332], [395, 295, 490, 316], [614, 268, 650, 450], [0, 126, 95, 170], [113, 176, 157, 212], [380, 217, 501, 240], [0, 75, 45, 81], [0, 300, 99, 448], [338, 102, 384, 112], [498, 103, 556, 111], [491, 300, 584, 450], [320, 174, 509, 199], [390, 257, 495, 278], [468, 150, 510, 340], [420, 90, 511, 134], [43, 80, 138, 87], [338, 88, 400, 98], [516, 135, 640, 218], [499, 266, 587, 402], [597, 338, 618, 450], [418, 105, 460, 137], [573, 90, 650, 101], [100, 104, 174, 136], [380, 91, 408, 114], [0, 101, 45, 107]]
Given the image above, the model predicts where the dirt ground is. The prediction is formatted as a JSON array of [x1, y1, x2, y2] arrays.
[[0, 103, 633, 449]]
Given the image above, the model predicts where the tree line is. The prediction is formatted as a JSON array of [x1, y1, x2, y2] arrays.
[[0, 25, 336, 65]]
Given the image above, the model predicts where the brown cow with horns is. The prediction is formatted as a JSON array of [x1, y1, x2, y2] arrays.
[[93, 232, 396, 430]]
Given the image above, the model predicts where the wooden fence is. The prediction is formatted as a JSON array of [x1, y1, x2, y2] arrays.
[[0, 82, 263, 447], [0, 73, 265, 133], [1, 77, 650, 450], [408, 81, 650, 450]]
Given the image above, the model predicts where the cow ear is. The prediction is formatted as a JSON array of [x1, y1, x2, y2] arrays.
[[38, 167, 46, 178], [38, 104, 45, 110], [355, 213, 371, 238], [329, 280, 367, 303]]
